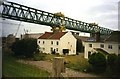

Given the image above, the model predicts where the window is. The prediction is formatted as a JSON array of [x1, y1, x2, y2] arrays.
[[89, 44, 92, 47], [100, 44, 104, 48], [43, 41, 45, 44], [68, 42, 70, 44], [51, 41, 53, 45], [39, 41, 40, 44], [108, 45, 112, 49], [56, 48, 58, 51], [56, 41, 59, 45], [51, 47, 53, 51]]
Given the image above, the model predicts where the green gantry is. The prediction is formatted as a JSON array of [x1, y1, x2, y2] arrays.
[[0, 1, 113, 35]]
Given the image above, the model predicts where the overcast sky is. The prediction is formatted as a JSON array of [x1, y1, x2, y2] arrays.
[[1, 0, 119, 37]]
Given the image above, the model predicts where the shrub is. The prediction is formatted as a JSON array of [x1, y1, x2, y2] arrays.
[[107, 54, 117, 72], [107, 54, 117, 66], [66, 60, 90, 72], [106, 54, 120, 75], [11, 38, 38, 58], [88, 52, 107, 73], [117, 55, 120, 74], [33, 53, 46, 61]]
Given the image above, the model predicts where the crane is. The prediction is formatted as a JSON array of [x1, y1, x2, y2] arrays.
[[89, 22, 100, 32], [51, 12, 66, 32], [15, 21, 22, 37]]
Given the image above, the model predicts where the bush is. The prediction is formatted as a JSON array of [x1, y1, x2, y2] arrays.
[[66, 60, 90, 72], [107, 54, 117, 66], [107, 54, 117, 72], [106, 54, 120, 75], [11, 38, 38, 58], [33, 53, 46, 61], [88, 52, 107, 73], [117, 55, 120, 74]]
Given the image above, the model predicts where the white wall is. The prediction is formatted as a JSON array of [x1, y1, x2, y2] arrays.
[[37, 39, 59, 54], [60, 32, 77, 55], [37, 32, 77, 55], [84, 42, 120, 59]]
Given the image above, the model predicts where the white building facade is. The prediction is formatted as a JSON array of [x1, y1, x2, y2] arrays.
[[37, 32, 77, 55], [84, 31, 120, 59], [84, 42, 120, 59]]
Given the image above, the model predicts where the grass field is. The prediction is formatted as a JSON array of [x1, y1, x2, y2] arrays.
[[64, 54, 90, 72], [45, 53, 90, 72], [3, 54, 50, 77]]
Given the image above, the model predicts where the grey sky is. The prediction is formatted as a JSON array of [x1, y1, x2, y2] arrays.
[[1, 0, 119, 37]]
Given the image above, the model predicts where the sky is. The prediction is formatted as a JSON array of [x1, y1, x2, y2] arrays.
[[0, 0, 120, 37]]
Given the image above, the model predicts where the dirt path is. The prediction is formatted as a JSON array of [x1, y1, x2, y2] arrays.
[[18, 60, 98, 77]]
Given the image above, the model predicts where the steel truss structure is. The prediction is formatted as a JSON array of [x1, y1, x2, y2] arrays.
[[0, 1, 113, 35]]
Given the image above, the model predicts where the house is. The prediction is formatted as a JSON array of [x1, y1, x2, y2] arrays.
[[21, 33, 43, 39], [37, 31, 77, 55], [72, 33, 90, 53], [84, 31, 120, 59]]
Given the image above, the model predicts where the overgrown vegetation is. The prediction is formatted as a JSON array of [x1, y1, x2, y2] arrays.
[[88, 52, 107, 73], [65, 54, 90, 72], [11, 38, 38, 58], [33, 53, 46, 61], [88, 52, 120, 76], [106, 54, 120, 76]]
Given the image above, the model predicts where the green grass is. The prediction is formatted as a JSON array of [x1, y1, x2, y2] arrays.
[[64, 54, 90, 72], [45, 54, 90, 72], [3, 54, 50, 77]]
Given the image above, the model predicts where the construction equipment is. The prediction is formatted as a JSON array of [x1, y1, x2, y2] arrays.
[[15, 21, 22, 37], [51, 12, 66, 32], [89, 22, 100, 32], [89, 22, 98, 26]]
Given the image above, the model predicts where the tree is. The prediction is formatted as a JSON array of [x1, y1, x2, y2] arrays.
[[88, 52, 107, 73], [117, 55, 120, 74], [107, 54, 120, 75], [107, 54, 117, 67], [11, 38, 38, 58]]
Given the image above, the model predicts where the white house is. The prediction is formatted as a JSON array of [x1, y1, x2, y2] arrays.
[[84, 31, 120, 59], [37, 31, 77, 55]]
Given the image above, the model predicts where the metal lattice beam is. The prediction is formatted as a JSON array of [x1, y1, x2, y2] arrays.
[[1, 1, 113, 35]]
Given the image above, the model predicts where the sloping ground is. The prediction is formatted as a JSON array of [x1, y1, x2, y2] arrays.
[[3, 55, 50, 77], [18, 60, 98, 77]]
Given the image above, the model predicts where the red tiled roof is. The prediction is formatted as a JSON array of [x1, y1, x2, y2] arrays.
[[38, 32, 67, 39]]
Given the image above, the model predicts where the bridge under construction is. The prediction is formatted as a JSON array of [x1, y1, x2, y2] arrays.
[[0, 1, 113, 36]]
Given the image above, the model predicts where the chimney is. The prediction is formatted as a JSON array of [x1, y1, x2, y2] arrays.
[[95, 32, 100, 42]]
